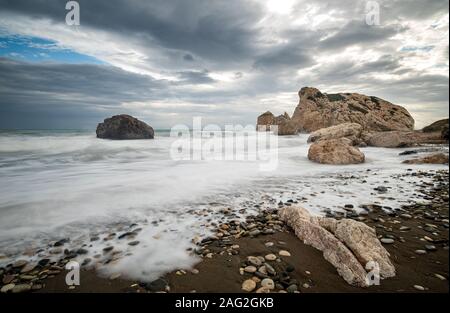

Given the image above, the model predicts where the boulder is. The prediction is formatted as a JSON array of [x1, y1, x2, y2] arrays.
[[257, 111, 297, 135], [256, 111, 276, 131], [96, 115, 154, 140], [291, 87, 414, 132], [279, 206, 395, 287], [308, 138, 365, 165], [318, 218, 396, 279], [402, 153, 449, 165], [363, 130, 445, 148], [422, 118, 449, 133], [307, 123, 363, 145]]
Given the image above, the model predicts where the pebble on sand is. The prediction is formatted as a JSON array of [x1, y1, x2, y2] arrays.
[[242, 279, 256, 292], [278, 250, 291, 257]]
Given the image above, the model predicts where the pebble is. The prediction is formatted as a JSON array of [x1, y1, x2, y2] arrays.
[[191, 269, 199, 275], [380, 238, 395, 244], [264, 254, 277, 261], [2, 274, 15, 284], [264, 263, 276, 275], [302, 283, 310, 289], [434, 274, 446, 281], [264, 242, 274, 247], [286, 284, 298, 293], [242, 279, 256, 292], [12, 284, 31, 293], [12, 260, 28, 268], [261, 278, 275, 290], [21, 263, 36, 273], [1, 283, 15, 293], [244, 266, 257, 273], [425, 245, 437, 251], [279, 250, 291, 257], [247, 256, 262, 267], [128, 241, 140, 246], [415, 250, 427, 255], [413, 285, 425, 291], [109, 273, 122, 280]]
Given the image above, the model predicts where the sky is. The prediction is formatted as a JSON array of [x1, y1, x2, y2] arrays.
[[0, 0, 448, 129]]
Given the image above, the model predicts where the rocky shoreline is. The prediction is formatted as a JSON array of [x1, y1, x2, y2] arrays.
[[1, 168, 447, 293]]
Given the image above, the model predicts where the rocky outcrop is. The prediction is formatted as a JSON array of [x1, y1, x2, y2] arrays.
[[256, 111, 276, 131], [308, 138, 365, 165], [402, 153, 449, 164], [257, 111, 298, 135], [307, 123, 364, 145], [422, 119, 449, 133], [363, 130, 445, 148], [276, 119, 298, 136], [279, 206, 395, 287], [96, 115, 154, 140], [291, 87, 414, 132]]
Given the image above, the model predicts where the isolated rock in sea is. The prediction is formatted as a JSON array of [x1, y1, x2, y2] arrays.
[[96, 114, 154, 140], [307, 123, 364, 145], [363, 130, 445, 148], [308, 138, 365, 165], [256, 111, 276, 131], [291, 87, 414, 132], [278, 206, 369, 287], [257, 111, 297, 135], [318, 218, 396, 279], [422, 118, 449, 133], [402, 153, 449, 165]]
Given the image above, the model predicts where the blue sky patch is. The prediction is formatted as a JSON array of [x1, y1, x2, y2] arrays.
[[0, 34, 103, 64]]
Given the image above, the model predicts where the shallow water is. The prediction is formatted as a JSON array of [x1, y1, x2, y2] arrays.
[[0, 130, 447, 281]]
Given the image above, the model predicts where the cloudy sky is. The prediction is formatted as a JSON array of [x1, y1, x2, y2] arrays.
[[0, 0, 448, 129]]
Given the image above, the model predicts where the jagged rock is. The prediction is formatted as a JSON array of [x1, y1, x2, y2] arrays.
[[257, 111, 296, 135], [256, 111, 276, 131], [96, 115, 154, 140], [291, 87, 414, 132], [307, 123, 363, 145], [308, 138, 365, 165], [363, 130, 445, 148], [279, 206, 395, 287], [318, 218, 396, 279], [402, 153, 449, 164], [278, 206, 369, 287]]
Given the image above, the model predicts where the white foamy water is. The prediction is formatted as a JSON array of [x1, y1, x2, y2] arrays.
[[0, 130, 448, 281]]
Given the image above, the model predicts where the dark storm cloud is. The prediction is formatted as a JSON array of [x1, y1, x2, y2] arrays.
[[319, 20, 406, 50], [0, 0, 448, 129], [175, 70, 215, 84], [0, 0, 264, 64]]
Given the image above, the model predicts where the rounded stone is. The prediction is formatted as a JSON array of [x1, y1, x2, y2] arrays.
[[380, 238, 395, 244], [244, 266, 257, 273], [279, 250, 291, 257], [261, 278, 275, 290], [264, 254, 277, 261], [242, 279, 257, 292]]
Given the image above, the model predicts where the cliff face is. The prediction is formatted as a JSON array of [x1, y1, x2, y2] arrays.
[[290, 87, 415, 133]]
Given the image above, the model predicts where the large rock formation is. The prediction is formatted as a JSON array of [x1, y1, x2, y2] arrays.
[[363, 130, 445, 148], [257, 111, 298, 135], [308, 138, 365, 165], [402, 153, 449, 165], [292, 87, 414, 132], [307, 123, 364, 145], [96, 115, 154, 140], [279, 206, 395, 287]]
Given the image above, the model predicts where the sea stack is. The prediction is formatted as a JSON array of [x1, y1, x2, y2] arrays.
[[96, 114, 154, 140]]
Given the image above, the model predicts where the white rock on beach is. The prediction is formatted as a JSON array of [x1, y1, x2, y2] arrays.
[[278, 206, 396, 287]]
